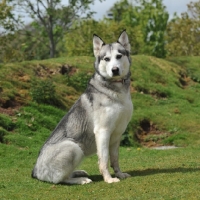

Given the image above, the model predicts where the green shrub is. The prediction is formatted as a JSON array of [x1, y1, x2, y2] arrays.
[[0, 128, 9, 143], [0, 114, 15, 131], [67, 72, 91, 92], [30, 79, 63, 107]]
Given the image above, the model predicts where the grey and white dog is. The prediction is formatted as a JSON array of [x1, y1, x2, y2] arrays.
[[32, 30, 133, 184]]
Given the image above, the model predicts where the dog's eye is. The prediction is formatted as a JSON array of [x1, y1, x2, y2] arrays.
[[104, 57, 110, 62], [116, 54, 122, 59]]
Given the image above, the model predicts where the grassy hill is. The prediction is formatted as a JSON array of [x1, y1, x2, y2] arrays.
[[1, 55, 200, 148], [1, 55, 200, 199]]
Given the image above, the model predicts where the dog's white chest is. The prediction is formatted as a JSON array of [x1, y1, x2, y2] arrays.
[[93, 92, 133, 136], [115, 95, 133, 128]]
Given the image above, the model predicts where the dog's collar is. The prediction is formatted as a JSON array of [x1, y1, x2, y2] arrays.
[[112, 79, 126, 84], [96, 73, 128, 85]]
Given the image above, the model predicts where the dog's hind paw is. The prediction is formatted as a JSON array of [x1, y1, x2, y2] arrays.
[[63, 177, 92, 185], [81, 178, 93, 185], [115, 172, 131, 179]]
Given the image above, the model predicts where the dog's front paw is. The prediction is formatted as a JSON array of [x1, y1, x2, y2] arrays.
[[115, 172, 131, 179], [105, 177, 120, 183]]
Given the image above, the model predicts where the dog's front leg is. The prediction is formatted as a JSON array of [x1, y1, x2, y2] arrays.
[[95, 130, 120, 183], [109, 141, 131, 179]]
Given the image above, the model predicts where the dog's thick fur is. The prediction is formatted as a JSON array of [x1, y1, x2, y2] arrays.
[[32, 30, 133, 184]]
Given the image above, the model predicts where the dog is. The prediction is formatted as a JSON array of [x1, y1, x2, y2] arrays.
[[32, 30, 133, 184]]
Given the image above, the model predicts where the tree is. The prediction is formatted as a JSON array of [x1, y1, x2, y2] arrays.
[[140, 0, 169, 58], [106, 0, 169, 58], [108, 0, 139, 25], [166, 1, 200, 56], [0, 0, 15, 32], [188, 0, 200, 20], [0, 0, 23, 62], [12, 0, 104, 58], [64, 19, 140, 56]]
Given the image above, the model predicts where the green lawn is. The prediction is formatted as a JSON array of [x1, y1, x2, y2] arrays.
[[0, 145, 200, 200]]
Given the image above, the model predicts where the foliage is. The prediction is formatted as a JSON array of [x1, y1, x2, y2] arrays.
[[188, 0, 200, 20], [64, 19, 140, 56], [1, 0, 200, 61], [65, 0, 169, 58], [30, 79, 64, 108], [140, 0, 169, 58], [166, 1, 200, 56], [0, 0, 22, 62], [108, 0, 139, 25], [1, 55, 200, 147], [67, 72, 91, 91], [0, 0, 13, 31], [120, 124, 138, 146], [8, 0, 104, 59], [0, 114, 16, 131], [0, 113, 16, 143], [106, 0, 169, 58]]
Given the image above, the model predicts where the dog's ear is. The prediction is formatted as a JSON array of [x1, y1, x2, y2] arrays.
[[93, 34, 105, 57], [117, 30, 131, 52]]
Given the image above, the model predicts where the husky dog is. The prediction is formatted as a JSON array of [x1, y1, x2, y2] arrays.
[[32, 30, 133, 184]]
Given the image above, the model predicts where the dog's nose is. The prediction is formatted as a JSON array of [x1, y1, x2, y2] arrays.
[[112, 67, 119, 76]]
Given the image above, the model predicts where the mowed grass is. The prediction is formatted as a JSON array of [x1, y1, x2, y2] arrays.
[[0, 144, 200, 200]]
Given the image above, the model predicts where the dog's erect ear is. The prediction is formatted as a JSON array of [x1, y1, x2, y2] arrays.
[[93, 34, 105, 57], [117, 30, 131, 52]]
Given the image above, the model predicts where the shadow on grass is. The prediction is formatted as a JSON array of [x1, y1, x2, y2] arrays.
[[88, 174, 103, 182], [127, 167, 200, 177], [52, 167, 200, 185], [88, 167, 200, 182]]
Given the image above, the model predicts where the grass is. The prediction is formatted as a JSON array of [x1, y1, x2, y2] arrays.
[[1, 55, 200, 146], [1, 145, 200, 199], [1, 55, 200, 199]]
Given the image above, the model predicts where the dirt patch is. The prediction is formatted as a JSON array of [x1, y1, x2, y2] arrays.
[[0, 107, 19, 116], [18, 75, 31, 82], [59, 64, 77, 75], [179, 72, 191, 88], [135, 119, 170, 147], [0, 99, 21, 116], [34, 64, 77, 77]]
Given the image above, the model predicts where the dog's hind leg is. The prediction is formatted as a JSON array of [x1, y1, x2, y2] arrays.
[[33, 140, 91, 184], [62, 169, 92, 185], [71, 170, 89, 178]]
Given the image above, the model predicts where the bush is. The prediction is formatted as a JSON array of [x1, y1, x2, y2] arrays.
[[0, 114, 15, 131], [30, 79, 62, 107], [0, 128, 9, 143], [67, 72, 91, 92]]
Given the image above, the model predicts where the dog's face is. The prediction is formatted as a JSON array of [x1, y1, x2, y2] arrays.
[[93, 31, 131, 81]]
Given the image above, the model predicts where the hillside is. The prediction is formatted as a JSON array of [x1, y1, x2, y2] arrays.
[[1, 55, 200, 148]]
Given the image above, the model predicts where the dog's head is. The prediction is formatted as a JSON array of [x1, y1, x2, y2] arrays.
[[93, 30, 131, 81]]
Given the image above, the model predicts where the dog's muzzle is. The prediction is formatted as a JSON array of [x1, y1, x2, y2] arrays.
[[112, 67, 120, 76]]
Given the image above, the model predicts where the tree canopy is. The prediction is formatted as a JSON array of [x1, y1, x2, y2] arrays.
[[166, 0, 200, 56], [0, 0, 200, 62]]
